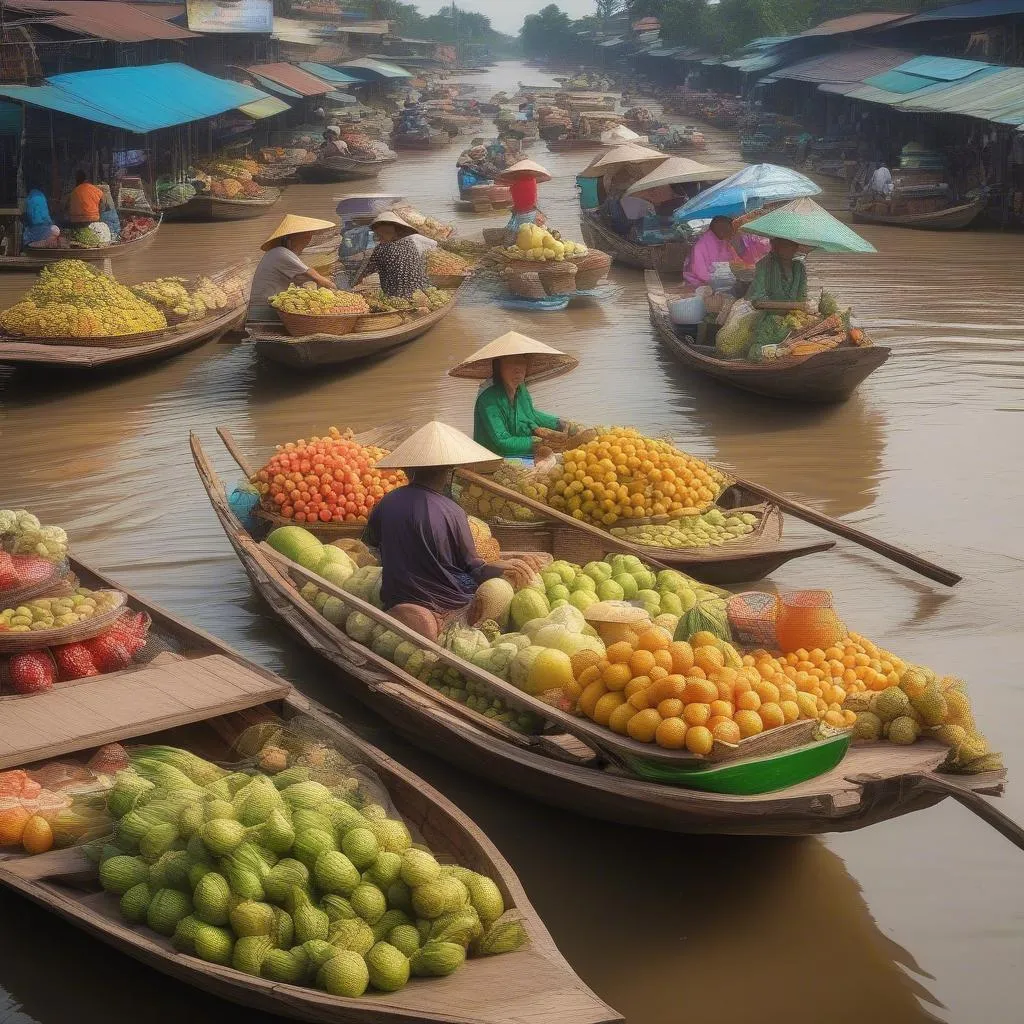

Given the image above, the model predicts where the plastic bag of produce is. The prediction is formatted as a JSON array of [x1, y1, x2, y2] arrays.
[[714, 300, 757, 359]]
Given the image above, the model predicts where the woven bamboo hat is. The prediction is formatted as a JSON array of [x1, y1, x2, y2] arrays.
[[376, 421, 500, 470], [261, 214, 337, 251], [449, 331, 578, 384], [498, 159, 552, 183], [370, 211, 419, 237]]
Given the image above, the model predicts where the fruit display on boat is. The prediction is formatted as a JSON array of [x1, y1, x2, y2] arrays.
[[0, 260, 167, 338], [503, 223, 587, 262], [85, 731, 526, 992], [270, 286, 370, 317], [0, 509, 68, 561], [252, 428, 407, 525], [610, 509, 759, 548], [0, 588, 121, 633], [131, 276, 233, 321], [425, 249, 471, 277], [392, 205, 453, 241], [544, 428, 729, 526], [118, 216, 158, 243], [457, 461, 547, 522]]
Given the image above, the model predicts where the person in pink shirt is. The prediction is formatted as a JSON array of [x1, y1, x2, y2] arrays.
[[682, 216, 739, 288]]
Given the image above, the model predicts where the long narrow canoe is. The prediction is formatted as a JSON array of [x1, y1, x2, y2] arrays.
[[0, 262, 250, 370], [579, 212, 691, 273], [0, 218, 162, 272], [851, 195, 985, 230], [647, 271, 891, 403], [159, 191, 282, 222], [191, 431, 1004, 837], [0, 558, 619, 1024], [297, 155, 388, 183]]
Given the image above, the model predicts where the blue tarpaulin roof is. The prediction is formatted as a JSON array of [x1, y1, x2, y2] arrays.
[[0, 63, 271, 133], [901, 0, 1024, 22], [339, 58, 411, 80], [895, 55, 991, 81], [298, 62, 360, 85], [866, 70, 941, 94]]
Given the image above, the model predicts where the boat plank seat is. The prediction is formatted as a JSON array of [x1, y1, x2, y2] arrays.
[[0, 654, 289, 769]]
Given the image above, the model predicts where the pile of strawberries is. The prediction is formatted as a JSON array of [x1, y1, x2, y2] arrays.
[[1, 611, 150, 694]]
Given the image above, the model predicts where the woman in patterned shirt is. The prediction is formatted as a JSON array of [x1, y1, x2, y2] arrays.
[[358, 211, 430, 298]]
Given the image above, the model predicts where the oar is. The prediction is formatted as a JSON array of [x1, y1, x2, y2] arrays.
[[729, 476, 962, 588], [457, 468, 672, 571], [216, 426, 256, 478]]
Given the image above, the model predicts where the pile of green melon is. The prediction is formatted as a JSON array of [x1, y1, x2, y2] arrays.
[[94, 742, 524, 997]]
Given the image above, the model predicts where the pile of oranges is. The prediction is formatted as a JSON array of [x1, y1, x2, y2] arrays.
[[253, 427, 407, 525], [545, 428, 729, 526], [573, 627, 903, 754]]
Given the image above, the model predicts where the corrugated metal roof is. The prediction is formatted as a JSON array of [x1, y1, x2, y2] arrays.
[[238, 96, 290, 119], [896, 55, 991, 81], [899, 66, 1024, 123], [849, 64, 1001, 109], [297, 62, 359, 84], [0, 63, 270, 132], [5, 0, 197, 41], [772, 47, 914, 86], [336, 20, 389, 35], [340, 57, 411, 79], [865, 69, 940, 93], [724, 53, 785, 73], [900, 0, 1024, 23], [599, 37, 625, 48], [800, 13, 908, 36], [246, 62, 334, 96]]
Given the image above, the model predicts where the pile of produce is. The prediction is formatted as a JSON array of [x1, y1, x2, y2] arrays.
[[457, 461, 547, 522], [0, 509, 68, 561], [0, 260, 167, 338], [502, 223, 588, 262], [156, 181, 196, 208], [206, 178, 271, 201], [364, 288, 451, 315], [259, 147, 310, 165], [624, 106, 657, 124], [203, 157, 259, 181], [0, 587, 120, 634], [252, 427, 406, 525], [425, 250, 471, 278], [131, 276, 233, 321], [609, 509, 759, 549], [119, 215, 158, 243], [544, 428, 729, 526], [391, 206, 453, 241], [87, 734, 526, 993], [270, 287, 370, 317], [440, 237, 486, 258]]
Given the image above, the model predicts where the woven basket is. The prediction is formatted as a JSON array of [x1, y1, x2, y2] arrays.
[[488, 186, 512, 205], [0, 591, 128, 654], [550, 525, 606, 565], [489, 521, 554, 554], [0, 560, 76, 607], [504, 271, 546, 300], [540, 262, 577, 296], [574, 267, 604, 291], [427, 273, 468, 289], [354, 313, 405, 332], [482, 228, 507, 247], [277, 310, 361, 338], [253, 505, 366, 542]]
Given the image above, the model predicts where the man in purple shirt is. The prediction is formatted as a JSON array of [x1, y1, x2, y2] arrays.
[[366, 422, 540, 639]]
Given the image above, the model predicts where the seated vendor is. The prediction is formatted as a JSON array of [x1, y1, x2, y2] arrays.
[[67, 171, 104, 227], [365, 421, 539, 641], [747, 237, 807, 309], [357, 212, 430, 298], [319, 125, 350, 159], [249, 214, 338, 322], [22, 187, 60, 248], [448, 331, 589, 460], [682, 216, 739, 288]]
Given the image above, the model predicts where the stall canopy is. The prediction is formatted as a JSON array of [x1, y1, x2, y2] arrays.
[[773, 47, 915, 95], [899, 0, 1024, 23], [1, 0, 198, 42], [245, 62, 335, 97], [238, 96, 291, 120], [339, 58, 412, 80], [851, 55, 1000, 107], [297, 62, 361, 85], [0, 62, 274, 133]]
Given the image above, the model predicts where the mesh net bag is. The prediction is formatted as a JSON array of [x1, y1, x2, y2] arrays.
[[726, 592, 779, 650]]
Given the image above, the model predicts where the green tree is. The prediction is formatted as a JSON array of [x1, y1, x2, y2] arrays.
[[520, 4, 578, 58]]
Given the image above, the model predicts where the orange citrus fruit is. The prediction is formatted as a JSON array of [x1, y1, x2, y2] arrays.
[[21, 815, 53, 855], [608, 702, 638, 735], [657, 698, 684, 719], [682, 702, 711, 727], [759, 702, 785, 730], [709, 699, 734, 720], [577, 665, 602, 688], [624, 676, 652, 699], [652, 648, 674, 672], [0, 805, 31, 846], [648, 675, 686, 704], [601, 662, 633, 691], [637, 629, 670, 653], [669, 641, 694, 674], [712, 719, 741, 744], [690, 631, 721, 648], [571, 650, 602, 678], [592, 692, 626, 726], [734, 709, 764, 738], [654, 717, 688, 749], [752, 680, 780, 704], [736, 690, 761, 712], [579, 680, 608, 718], [627, 708, 662, 743], [780, 700, 800, 723], [629, 650, 657, 677], [685, 725, 714, 756], [683, 678, 717, 704], [694, 646, 725, 675], [606, 642, 634, 665]]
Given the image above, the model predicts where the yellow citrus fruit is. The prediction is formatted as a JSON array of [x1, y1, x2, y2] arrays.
[[759, 702, 785, 730], [669, 641, 694, 674], [795, 692, 819, 719], [694, 646, 725, 675], [709, 699, 734, 720], [592, 692, 625, 726], [753, 680, 780, 704], [736, 690, 761, 712], [712, 719, 741, 744], [577, 664, 601, 688], [652, 648, 674, 672], [626, 708, 662, 743], [579, 680, 607, 718], [608, 702, 638, 735], [683, 678, 717, 704], [682, 702, 711, 727], [624, 676, 651, 699], [684, 725, 714, 756], [648, 675, 686, 704], [629, 649, 656, 677], [780, 700, 800, 723], [637, 629, 670, 652], [606, 642, 634, 665], [655, 717, 688, 749], [571, 650, 602, 679], [735, 709, 764, 738], [657, 698, 685, 719], [690, 631, 721, 648], [601, 662, 633, 691]]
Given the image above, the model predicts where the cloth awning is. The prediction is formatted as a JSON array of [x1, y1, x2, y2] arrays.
[[0, 62, 273, 133], [245, 62, 335, 97], [238, 96, 290, 120], [297, 62, 360, 85]]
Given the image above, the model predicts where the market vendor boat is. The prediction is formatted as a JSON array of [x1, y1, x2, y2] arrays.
[[579, 211, 692, 273], [851, 194, 986, 230], [190, 430, 1007, 838], [158, 189, 282, 223], [248, 289, 463, 371], [296, 154, 387, 184], [0, 262, 250, 371], [390, 131, 449, 151], [0, 557, 618, 1024], [646, 271, 891, 403], [0, 216, 163, 272]]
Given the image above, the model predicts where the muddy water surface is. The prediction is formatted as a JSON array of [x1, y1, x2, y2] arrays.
[[1, 62, 1023, 1024]]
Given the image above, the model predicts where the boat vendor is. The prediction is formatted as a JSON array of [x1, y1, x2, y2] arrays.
[[457, 145, 502, 192], [498, 159, 551, 244], [320, 126, 350, 159], [66, 171, 115, 243], [249, 214, 338, 322], [355, 212, 430, 298], [682, 216, 768, 289], [449, 331, 595, 459], [21, 187, 60, 248], [366, 421, 543, 641], [746, 237, 807, 309]]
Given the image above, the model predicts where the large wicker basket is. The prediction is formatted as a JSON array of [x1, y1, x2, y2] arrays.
[[253, 505, 366, 541], [503, 270, 546, 300], [0, 591, 128, 655], [573, 250, 613, 290], [482, 227, 507, 247], [428, 272, 469, 289], [277, 310, 361, 338], [540, 262, 578, 296]]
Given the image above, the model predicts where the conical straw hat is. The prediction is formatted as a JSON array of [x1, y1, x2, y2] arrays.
[[498, 159, 552, 182], [261, 214, 338, 251], [370, 211, 419, 236], [448, 330, 578, 384], [375, 421, 500, 470]]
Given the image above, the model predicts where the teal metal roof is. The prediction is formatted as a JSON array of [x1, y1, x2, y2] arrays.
[[896, 55, 992, 81], [899, 66, 1024, 124], [866, 70, 939, 94], [724, 53, 784, 73], [0, 63, 271, 133], [298, 62, 360, 85]]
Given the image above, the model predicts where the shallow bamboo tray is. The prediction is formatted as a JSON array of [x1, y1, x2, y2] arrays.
[[0, 591, 127, 653]]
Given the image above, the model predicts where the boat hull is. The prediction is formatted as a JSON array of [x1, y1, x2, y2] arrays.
[[580, 213, 690, 273], [851, 197, 985, 230], [159, 191, 282, 222]]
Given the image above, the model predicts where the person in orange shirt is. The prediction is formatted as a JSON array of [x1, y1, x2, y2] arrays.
[[67, 171, 104, 225]]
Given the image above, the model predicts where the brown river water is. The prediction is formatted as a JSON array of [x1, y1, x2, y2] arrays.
[[1, 61, 1023, 1023]]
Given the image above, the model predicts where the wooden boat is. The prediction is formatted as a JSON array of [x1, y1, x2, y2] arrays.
[[0, 559, 619, 1024], [0, 218, 163, 272], [0, 262, 250, 370], [579, 212, 691, 274], [191, 432, 1006, 836], [851, 195, 986, 230], [647, 271, 891, 403], [547, 136, 604, 153], [159, 190, 282, 223], [296, 154, 387, 183], [390, 133, 448, 151], [248, 293, 461, 370]]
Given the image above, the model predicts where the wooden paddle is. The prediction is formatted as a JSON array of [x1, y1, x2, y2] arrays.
[[729, 476, 962, 588], [457, 468, 673, 571], [216, 426, 256, 478]]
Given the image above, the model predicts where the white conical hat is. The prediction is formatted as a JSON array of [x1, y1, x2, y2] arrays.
[[448, 330, 578, 383], [261, 214, 337, 251], [375, 421, 500, 469], [498, 159, 552, 182], [370, 211, 419, 236]]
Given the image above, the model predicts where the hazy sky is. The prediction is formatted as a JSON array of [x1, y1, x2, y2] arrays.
[[415, 1, 599, 37]]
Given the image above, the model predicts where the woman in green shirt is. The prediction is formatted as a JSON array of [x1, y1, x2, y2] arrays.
[[449, 331, 583, 459], [747, 237, 808, 308]]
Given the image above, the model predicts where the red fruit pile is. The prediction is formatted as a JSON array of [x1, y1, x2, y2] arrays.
[[254, 426, 407, 525], [4, 651, 56, 694], [0, 552, 56, 592]]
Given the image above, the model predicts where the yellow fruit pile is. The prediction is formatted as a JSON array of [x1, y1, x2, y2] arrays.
[[426, 249, 470, 276], [610, 509, 758, 548], [545, 429, 729, 526], [270, 286, 370, 315], [131, 276, 231, 321], [0, 260, 166, 338], [458, 461, 547, 522], [504, 223, 588, 262]]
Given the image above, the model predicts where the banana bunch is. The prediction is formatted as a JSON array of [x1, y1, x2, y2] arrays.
[[270, 285, 370, 315]]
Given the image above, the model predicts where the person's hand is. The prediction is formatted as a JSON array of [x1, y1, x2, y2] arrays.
[[493, 558, 536, 591]]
